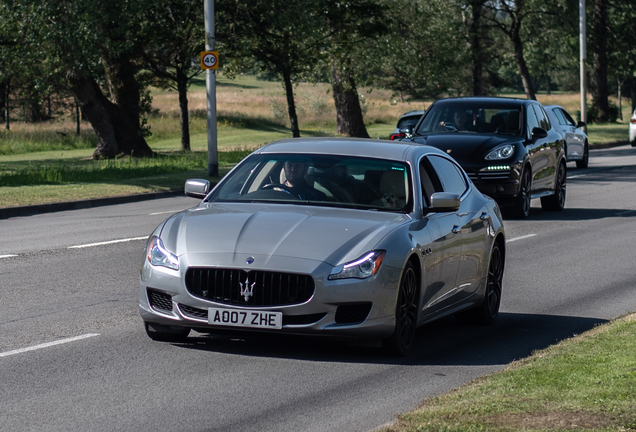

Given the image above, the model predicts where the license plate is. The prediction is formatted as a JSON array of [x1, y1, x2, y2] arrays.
[[208, 308, 282, 329]]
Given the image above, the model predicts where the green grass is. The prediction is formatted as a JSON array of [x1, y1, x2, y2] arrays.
[[0, 78, 630, 210], [382, 314, 636, 432]]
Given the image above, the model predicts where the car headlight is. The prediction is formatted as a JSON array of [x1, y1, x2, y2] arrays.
[[485, 145, 515, 160], [147, 236, 179, 270], [328, 250, 385, 280]]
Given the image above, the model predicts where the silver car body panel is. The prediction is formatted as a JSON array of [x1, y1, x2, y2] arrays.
[[139, 138, 505, 340]]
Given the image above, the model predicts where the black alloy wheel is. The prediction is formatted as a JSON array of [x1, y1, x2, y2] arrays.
[[455, 241, 504, 325], [144, 322, 190, 343], [541, 162, 566, 211], [576, 142, 589, 169], [512, 168, 531, 219], [383, 262, 418, 356]]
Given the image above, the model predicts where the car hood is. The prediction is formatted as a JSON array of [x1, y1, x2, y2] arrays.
[[159, 203, 410, 267], [410, 133, 520, 166]]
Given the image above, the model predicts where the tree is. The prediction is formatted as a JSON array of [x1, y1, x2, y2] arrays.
[[320, 0, 388, 138], [591, 0, 610, 121], [142, 0, 205, 151], [484, 0, 537, 100], [221, 0, 325, 138], [460, 0, 488, 96], [5, 0, 154, 158], [377, 0, 469, 100]]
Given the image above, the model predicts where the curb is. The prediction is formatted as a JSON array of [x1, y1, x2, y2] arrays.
[[0, 189, 183, 220]]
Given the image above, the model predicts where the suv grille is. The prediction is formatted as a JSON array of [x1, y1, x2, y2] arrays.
[[185, 268, 315, 307]]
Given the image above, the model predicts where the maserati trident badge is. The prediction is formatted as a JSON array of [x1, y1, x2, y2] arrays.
[[240, 277, 255, 301]]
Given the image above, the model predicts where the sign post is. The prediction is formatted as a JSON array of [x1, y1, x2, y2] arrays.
[[580, 0, 587, 133], [204, 0, 218, 177]]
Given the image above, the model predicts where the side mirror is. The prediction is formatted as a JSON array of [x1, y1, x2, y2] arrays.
[[185, 178, 211, 199], [531, 127, 548, 140], [577, 120, 586, 128], [400, 124, 413, 137], [428, 192, 460, 213]]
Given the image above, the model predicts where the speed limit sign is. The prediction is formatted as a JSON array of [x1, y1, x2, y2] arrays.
[[201, 51, 219, 70]]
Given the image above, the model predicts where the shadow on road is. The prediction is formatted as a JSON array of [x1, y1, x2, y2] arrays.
[[172, 312, 607, 366], [519, 206, 636, 222]]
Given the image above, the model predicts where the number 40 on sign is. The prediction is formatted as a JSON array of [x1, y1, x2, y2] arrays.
[[201, 51, 219, 70]]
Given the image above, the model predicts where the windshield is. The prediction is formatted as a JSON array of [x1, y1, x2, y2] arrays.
[[207, 153, 412, 212], [416, 102, 523, 136]]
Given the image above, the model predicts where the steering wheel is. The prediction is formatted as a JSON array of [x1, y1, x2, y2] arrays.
[[260, 183, 298, 197]]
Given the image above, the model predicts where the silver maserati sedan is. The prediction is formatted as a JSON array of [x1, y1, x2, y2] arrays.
[[139, 138, 506, 356]]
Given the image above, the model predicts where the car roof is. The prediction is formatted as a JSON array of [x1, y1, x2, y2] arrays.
[[256, 137, 448, 161], [432, 96, 534, 106], [400, 110, 426, 117]]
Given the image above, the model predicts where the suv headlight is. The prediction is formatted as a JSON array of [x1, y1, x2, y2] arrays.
[[328, 250, 385, 280], [485, 145, 515, 160], [147, 236, 179, 270]]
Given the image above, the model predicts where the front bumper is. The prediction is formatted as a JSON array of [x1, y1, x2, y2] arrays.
[[139, 255, 401, 339]]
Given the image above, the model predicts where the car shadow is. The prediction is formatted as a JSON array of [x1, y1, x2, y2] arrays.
[[173, 312, 607, 366], [517, 206, 636, 222]]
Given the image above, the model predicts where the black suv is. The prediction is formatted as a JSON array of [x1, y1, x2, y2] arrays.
[[401, 97, 567, 218]]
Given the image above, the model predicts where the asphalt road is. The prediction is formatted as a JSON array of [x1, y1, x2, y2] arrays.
[[1, 144, 636, 432]]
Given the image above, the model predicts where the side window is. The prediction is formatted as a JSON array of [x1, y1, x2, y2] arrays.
[[560, 109, 577, 127], [533, 105, 551, 130], [526, 105, 539, 137], [426, 156, 468, 197], [553, 108, 567, 125], [419, 158, 441, 206]]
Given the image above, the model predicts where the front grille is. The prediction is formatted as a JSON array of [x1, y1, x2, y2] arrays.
[[185, 268, 315, 307], [177, 303, 326, 326], [147, 288, 173, 313], [468, 171, 511, 181], [335, 303, 372, 324]]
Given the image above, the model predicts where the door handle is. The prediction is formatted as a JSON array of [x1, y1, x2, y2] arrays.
[[452, 225, 461, 234], [480, 212, 490, 221]]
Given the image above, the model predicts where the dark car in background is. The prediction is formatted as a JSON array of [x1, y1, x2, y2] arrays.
[[544, 105, 589, 168], [400, 97, 567, 219], [390, 110, 426, 140]]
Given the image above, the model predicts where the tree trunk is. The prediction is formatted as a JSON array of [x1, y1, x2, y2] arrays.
[[592, 0, 609, 122], [331, 61, 369, 138], [3, 80, 9, 130], [468, 0, 485, 96], [282, 70, 300, 138], [511, 26, 536, 100], [0, 80, 6, 125], [176, 68, 191, 151], [68, 69, 154, 159]]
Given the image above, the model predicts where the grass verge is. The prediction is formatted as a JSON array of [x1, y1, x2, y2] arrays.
[[382, 313, 636, 432]]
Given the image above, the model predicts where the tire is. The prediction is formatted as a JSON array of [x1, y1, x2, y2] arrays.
[[541, 162, 566, 211], [455, 241, 504, 325], [144, 322, 190, 343], [382, 262, 419, 356], [511, 168, 531, 219], [576, 142, 589, 169]]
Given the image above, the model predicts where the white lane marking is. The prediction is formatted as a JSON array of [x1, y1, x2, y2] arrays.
[[567, 174, 587, 179], [0, 333, 100, 358], [506, 234, 537, 243], [68, 236, 148, 249], [0, 254, 18, 259]]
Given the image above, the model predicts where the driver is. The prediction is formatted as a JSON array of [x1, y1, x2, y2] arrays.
[[438, 109, 471, 131], [282, 160, 327, 201]]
